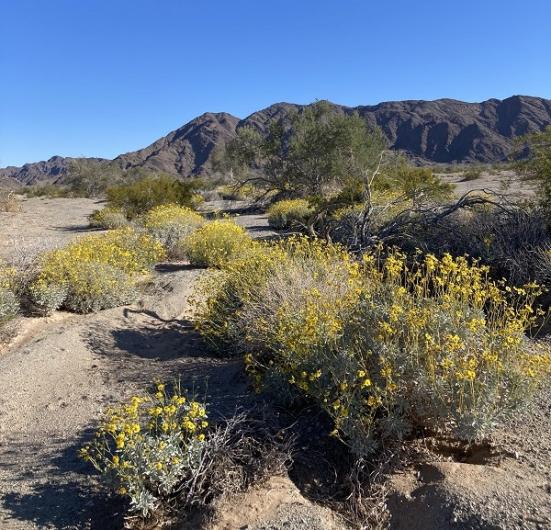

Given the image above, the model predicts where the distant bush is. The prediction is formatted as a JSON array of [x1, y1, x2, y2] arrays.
[[88, 206, 128, 229], [0, 191, 22, 212], [196, 237, 551, 455], [24, 183, 72, 198], [267, 199, 313, 230], [33, 228, 164, 313], [107, 175, 202, 219], [143, 204, 204, 259], [185, 219, 256, 268], [461, 167, 483, 181], [216, 184, 256, 201]]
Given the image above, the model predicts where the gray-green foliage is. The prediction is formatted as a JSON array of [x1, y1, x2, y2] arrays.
[[226, 100, 387, 200], [0, 288, 19, 323]]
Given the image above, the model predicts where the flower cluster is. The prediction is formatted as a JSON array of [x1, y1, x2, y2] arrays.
[[142, 204, 204, 259], [29, 227, 165, 314], [184, 218, 257, 268], [196, 237, 551, 455], [81, 382, 208, 516]]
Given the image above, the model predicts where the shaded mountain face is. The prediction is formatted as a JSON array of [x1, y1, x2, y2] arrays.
[[2, 95, 551, 184]]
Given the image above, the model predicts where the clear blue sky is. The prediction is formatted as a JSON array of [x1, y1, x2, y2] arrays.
[[1, 0, 550, 167]]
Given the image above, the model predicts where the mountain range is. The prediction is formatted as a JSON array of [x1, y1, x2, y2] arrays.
[[2, 95, 551, 186]]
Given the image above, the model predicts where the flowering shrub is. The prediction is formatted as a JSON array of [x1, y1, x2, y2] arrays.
[[143, 204, 204, 259], [81, 382, 209, 517], [89, 206, 128, 229], [63, 262, 136, 313], [184, 219, 256, 268], [27, 279, 68, 315], [196, 237, 551, 454], [267, 199, 314, 229], [32, 228, 164, 313], [0, 265, 18, 323]]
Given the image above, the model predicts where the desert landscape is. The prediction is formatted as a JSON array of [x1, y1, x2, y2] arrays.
[[2, 2, 551, 529]]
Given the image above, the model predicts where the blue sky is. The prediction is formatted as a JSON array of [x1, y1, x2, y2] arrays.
[[1, 0, 550, 167]]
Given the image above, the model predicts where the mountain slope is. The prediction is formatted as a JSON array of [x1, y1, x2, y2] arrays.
[[2, 95, 550, 184]]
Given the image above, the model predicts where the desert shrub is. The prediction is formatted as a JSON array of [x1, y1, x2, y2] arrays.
[[184, 219, 256, 268], [461, 167, 483, 181], [0, 191, 22, 212], [81, 382, 209, 516], [143, 204, 204, 259], [81, 383, 291, 522], [0, 265, 18, 323], [107, 175, 202, 219], [63, 262, 136, 313], [24, 183, 71, 198], [33, 228, 164, 313], [196, 238, 551, 455], [89, 206, 128, 229], [39, 227, 164, 280], [267, 199, 313, 230], [27, 279, 68, 315]]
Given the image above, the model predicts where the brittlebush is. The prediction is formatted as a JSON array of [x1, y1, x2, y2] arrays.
[[30, 227, 165, 313], [267, 199, 313, 230], [0, 264, 18, 324], [196, 237, 551, 455], [81, 383, 208, 516], [184, 219, 257, 268], [143, 204, 204, 259]]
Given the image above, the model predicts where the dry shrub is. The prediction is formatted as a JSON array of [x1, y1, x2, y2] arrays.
[[0, 191, 22, 213], [89, 206, 129, 229], [196, 237, 551, 456], [184, 219, 256, 268], [267, 199, 313, 229]]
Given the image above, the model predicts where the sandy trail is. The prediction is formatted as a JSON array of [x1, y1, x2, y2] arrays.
[[0, 265, 256, 529], [0, 202, 278, 529]]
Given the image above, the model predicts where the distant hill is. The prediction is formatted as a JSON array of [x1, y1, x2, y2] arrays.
[[2, 95, 550, 185]]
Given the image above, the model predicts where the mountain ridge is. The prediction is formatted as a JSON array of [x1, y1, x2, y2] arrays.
[[2, 95, 550, 185]]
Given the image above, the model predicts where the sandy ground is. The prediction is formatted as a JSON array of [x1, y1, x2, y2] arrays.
[[0, 197, 103, 263], [439, 169, 537, 199], [1, 195, 550, 529]]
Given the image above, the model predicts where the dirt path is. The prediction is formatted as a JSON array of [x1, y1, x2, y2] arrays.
[[0, 204, 342, 529], [0, 197, 103, 263]]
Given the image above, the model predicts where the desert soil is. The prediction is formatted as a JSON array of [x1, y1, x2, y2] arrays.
[[0, 195, 550, 530]]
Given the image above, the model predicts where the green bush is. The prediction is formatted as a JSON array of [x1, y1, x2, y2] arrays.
[[267, 199, 313, 229], [107, 175, 203, 219], [27, 280, 69, 316], [81, 383, 209, 517]]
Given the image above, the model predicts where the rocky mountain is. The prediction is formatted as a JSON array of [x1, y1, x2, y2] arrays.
[[2, 95, 550, 184], [0, 156, 109, 186]]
